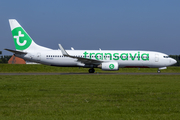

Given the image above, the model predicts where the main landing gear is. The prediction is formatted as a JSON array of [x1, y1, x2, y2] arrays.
[[89, 68, 95, 73]]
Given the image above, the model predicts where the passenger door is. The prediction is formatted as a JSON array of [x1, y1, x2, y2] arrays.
[[155, 54, 159, 62]]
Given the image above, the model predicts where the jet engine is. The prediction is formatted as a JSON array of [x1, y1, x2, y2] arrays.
[[100, 62, 119, 71]]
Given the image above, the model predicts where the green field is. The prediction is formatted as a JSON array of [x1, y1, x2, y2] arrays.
[[0, 64, 180, 119], [0, 64, 180, 73], [0, 75, 180, 120]]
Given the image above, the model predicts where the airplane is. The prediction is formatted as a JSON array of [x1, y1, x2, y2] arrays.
[[5, 19, 177, 73]]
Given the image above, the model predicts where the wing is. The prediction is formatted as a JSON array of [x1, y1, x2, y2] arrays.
[[58, 44, 102, 65]]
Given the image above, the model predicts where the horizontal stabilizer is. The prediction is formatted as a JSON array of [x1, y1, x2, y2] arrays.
[[4, 48, 27, 54]]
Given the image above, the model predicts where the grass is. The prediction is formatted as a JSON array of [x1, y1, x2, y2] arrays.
[[0, 75, 180, 119], [0, 64, 179, 73]]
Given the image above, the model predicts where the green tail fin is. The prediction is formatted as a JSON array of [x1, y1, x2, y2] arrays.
[[9, 19, 33, 51]]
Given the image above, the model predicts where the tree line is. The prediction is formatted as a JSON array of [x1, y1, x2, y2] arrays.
[[0, 51, 12, 63], [0, 51, 180, 66]]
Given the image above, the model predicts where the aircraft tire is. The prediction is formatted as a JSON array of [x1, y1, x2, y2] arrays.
[[89, 68, 95, 73], [157, 70, 161, 73]]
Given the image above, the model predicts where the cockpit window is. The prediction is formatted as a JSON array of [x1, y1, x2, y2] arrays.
[[163, 56, 169, 58]]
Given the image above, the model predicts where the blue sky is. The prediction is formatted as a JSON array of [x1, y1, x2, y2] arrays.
[[1, 0, 180, 55]]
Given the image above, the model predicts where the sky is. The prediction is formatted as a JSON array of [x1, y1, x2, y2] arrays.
[[0, 0, 180, 55]]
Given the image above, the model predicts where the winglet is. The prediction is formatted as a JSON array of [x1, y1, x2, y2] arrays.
[[58, 44, 69, 56]]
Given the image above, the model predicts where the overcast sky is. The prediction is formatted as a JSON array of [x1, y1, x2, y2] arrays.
[[1, 0, 180, 55]]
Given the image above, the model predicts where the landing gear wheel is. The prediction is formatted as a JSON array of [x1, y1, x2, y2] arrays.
[[89, 68, 95, 73], [157, 70, 161, 73]]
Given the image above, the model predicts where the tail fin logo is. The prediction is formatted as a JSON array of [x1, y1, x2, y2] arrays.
[[12, 27, 32, 50], [14, 31, 27, 46]]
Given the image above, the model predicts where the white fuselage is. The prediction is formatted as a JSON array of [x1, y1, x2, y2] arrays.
[[15, 49, 176, 68]]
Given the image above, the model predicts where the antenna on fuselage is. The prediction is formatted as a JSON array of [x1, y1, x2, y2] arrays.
[[71, 47, 74, 50]]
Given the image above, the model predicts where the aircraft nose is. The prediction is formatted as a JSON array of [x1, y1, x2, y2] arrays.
[[170, 58, 177, 65]]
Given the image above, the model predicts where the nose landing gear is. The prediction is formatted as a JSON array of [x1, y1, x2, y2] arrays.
[[157, 70, 161, 73], [157, 67, 167, 73]]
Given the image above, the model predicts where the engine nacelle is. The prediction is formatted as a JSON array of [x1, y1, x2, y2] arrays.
[[101, 62, 119, 71]]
